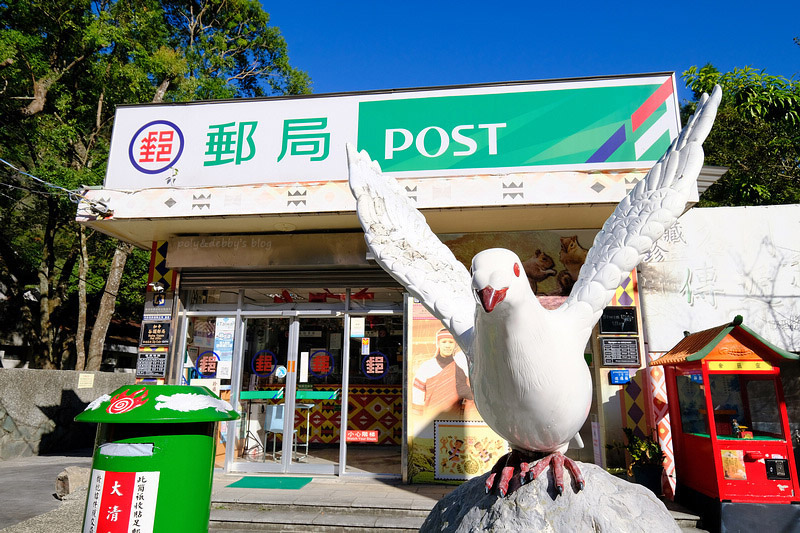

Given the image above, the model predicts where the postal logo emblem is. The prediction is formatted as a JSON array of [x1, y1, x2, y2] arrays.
[[128, 120, 185, 174]]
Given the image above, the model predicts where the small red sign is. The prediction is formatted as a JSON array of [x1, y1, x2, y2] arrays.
[[346, 430, 379, 443]]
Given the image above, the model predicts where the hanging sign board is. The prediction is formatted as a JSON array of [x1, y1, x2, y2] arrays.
[[599, 307, 638, 335], [600, 338, 640, 367], [143, 292, 173, 322], [136, 352, 168, 378], [140, 322, 170, 346]]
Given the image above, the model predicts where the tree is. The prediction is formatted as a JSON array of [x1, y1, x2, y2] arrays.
[[682, 64, 800, 207], [0, 0, 310, 369]]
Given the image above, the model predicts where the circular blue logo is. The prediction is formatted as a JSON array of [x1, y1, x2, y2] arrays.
[[195, 350, 220, 378], [128, 120, 185, 174], [360, 351, 389, 380], [308, 350, 334, 378], [250, 350, 277, 378]]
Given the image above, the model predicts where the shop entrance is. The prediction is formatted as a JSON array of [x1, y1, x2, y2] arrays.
[[178, 285, 406, 476], [235, 315, 344, 474]]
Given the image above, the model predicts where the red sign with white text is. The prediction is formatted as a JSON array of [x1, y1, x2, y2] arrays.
[[346, 430, 379, 443], [83, 469, 159, 533]]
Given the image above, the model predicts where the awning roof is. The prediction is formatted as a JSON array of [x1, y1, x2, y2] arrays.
[[652, 315, 799, 366], [76, 166, 727, 250]]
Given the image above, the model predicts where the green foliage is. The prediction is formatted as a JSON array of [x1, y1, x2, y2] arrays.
[[0, 0, 310, 368], [608, 428, 664, 477], [682, 64, 800, 206]]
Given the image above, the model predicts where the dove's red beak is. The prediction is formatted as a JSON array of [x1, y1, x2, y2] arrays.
[[477, 286, 507, 313]]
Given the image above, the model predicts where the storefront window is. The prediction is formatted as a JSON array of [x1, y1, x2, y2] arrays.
[[186, 289, 239, 307], [746, 379, 784, 438], [709, 374, 784, 439], [348, 315, 404, 386], [241, 317, 291, 392], [676, 372, 709, 435], [184, 316, 235, 380], [179, 285, 406, 473], [349, 287, 404, 312], [708, 374, 744, 437]]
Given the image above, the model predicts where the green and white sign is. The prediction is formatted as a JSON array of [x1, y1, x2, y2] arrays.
[[358, 83, 676, 173], [104, 74, 678, 190]]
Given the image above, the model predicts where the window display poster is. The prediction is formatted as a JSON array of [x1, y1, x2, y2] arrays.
[[191, 318, 215, 348], [407, 302, 507, 483], [214, 317, 235, 362]]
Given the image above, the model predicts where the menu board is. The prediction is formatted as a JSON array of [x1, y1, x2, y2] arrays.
[[600, 338, 640, 367]]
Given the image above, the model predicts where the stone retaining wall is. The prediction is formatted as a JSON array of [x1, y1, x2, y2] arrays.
[[0, 369, 134, 460]]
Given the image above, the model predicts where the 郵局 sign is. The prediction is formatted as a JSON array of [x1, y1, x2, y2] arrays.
[[346, 430, 379, 443], [105, 74, 679, 189]]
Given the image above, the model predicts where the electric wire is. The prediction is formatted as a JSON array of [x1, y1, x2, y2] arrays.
[[0, 157, 111, 214]]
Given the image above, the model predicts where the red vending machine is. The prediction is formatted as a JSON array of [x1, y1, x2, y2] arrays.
[[655, 316, 800, 532]]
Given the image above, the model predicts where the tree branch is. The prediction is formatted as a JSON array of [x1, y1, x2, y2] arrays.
[[21, 54, 85, 116]]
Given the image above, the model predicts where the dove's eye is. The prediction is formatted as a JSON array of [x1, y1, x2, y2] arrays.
[[513, 263, 521, 277]]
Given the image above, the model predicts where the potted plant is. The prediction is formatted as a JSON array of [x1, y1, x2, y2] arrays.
[[620, 427, 664, 495]]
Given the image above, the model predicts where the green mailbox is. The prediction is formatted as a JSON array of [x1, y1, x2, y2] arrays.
[[75, 384, 238, 532]]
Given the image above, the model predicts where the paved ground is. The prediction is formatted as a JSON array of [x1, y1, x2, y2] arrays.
[[0, 451, 92, 531], [0, 453, 706, 532]]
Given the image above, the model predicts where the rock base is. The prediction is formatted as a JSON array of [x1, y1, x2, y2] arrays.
[[55, 466, 91, 500], [421, 462, 679, 532]]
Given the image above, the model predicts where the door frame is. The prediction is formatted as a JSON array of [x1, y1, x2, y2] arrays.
[[226, 311, 347, 475], [176, 291, 406, 477]]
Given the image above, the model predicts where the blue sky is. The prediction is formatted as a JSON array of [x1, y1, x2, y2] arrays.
[[265, 2, 799, 103]]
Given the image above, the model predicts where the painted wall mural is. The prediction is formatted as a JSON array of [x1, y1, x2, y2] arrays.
[[440, 229, 600, 297]]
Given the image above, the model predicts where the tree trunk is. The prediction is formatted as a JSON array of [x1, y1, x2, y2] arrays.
[[86, 243, 133, 371], [152, 77, 172, 104], [75, 226, 89, 370], [35, 198, 59, 369]]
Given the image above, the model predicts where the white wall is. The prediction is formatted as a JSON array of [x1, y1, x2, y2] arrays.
[[639, 205, 800, 353]]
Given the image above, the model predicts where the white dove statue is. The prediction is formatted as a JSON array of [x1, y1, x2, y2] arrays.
[[347, 85, 721, 497]]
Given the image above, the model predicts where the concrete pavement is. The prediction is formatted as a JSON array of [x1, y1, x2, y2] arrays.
[[0, 451, 92, 531], [1, 453, 706, 532]]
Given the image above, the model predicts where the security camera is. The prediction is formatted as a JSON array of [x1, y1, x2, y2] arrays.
[[148, 282, 166, 293]]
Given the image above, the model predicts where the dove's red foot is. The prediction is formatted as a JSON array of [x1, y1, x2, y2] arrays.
[[485, 450, 584, 497], [527, 451, 585, 495], [484, 450, 531, 496]]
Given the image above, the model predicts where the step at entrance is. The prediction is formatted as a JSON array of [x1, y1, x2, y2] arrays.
[[209, 501, 430, 532]]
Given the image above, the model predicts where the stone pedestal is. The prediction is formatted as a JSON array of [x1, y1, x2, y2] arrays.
[[421, 462, 678, 532]]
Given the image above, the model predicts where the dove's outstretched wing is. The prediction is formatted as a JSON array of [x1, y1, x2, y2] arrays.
[[561, 85, 722, 326], [346, 144, 476, 350]]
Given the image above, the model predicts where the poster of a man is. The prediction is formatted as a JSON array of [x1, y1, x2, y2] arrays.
[[407, 302, 506, 482], [411, 328, 474, 417]]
